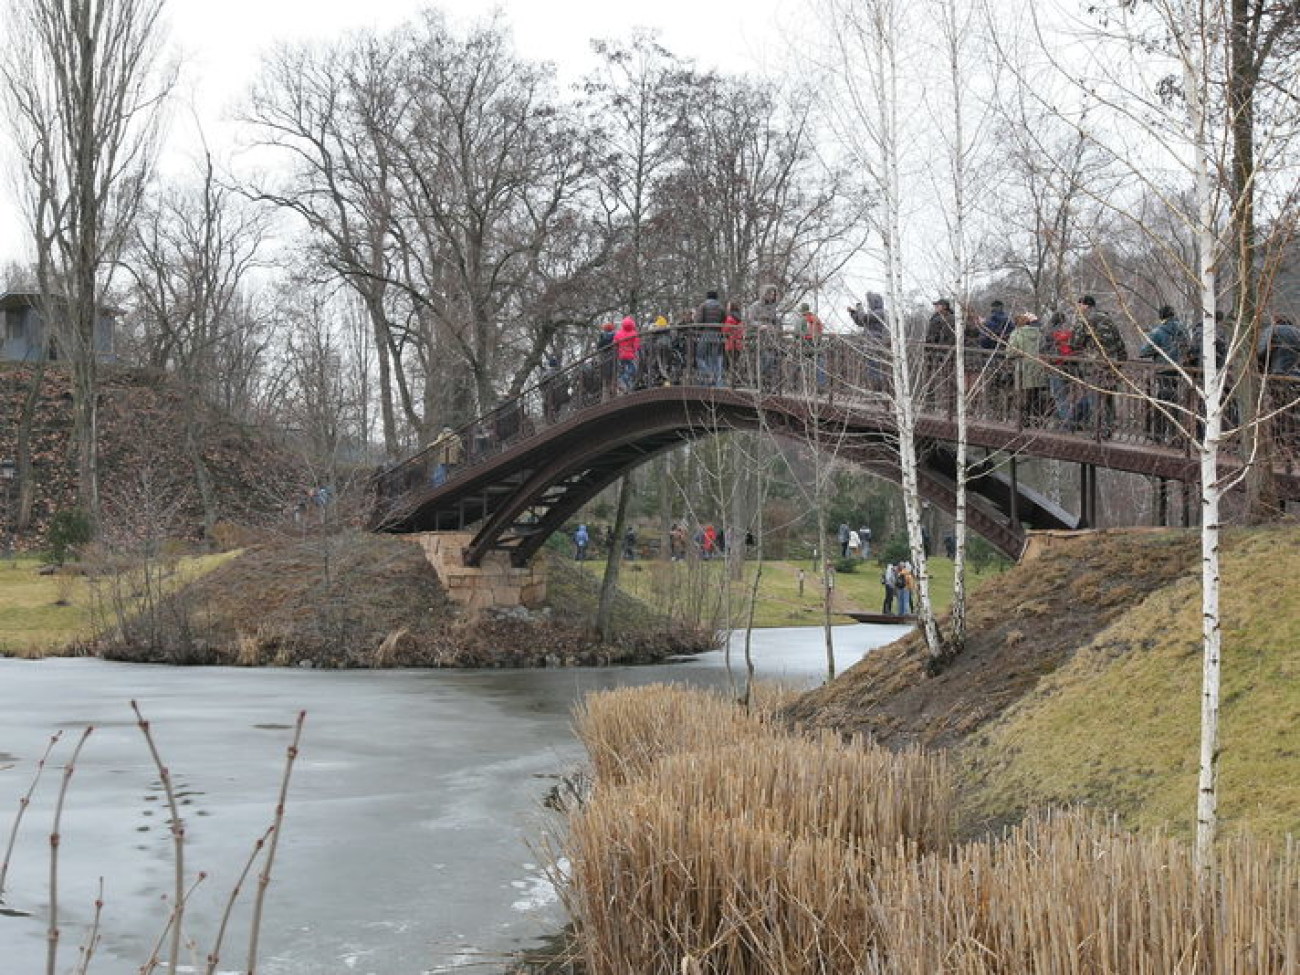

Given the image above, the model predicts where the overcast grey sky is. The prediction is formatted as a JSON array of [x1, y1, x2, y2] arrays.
[[1, 0, 798, 268]]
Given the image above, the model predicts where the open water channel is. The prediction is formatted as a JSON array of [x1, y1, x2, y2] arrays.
[[0, 622, 910, 974]]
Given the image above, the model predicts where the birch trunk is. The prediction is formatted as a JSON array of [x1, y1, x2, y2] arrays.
[[939, 0, 974, 655], [1179, 0, 1223, 880], [869, 0, 943, 659]]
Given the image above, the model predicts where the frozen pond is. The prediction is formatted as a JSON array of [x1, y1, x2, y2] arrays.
[[0, 622, 910, 974]]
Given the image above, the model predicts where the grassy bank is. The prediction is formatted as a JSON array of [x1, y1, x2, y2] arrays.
[[784, 525, 1300, 840], [0, 557, 94, 654], [0, 552, 235, 656], [1, 532, 715, 666], [583, 555, 1004, 628], [557, 683, 1300, 974]]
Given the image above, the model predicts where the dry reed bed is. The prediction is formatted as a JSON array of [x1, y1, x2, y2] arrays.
[[560, 684, 1300, 974]]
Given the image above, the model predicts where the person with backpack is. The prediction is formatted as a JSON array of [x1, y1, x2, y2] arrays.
[[573, 523, 590, 561], [1042, 311, 1080, 428], [1074, 295, 1127, 436], [1139, 305, 1189, 443]]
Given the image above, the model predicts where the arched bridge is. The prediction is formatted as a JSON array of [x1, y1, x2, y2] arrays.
[[371, 330, 1300, 564]]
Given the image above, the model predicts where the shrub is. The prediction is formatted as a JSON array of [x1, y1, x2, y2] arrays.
[[47, 508, 92, 565]]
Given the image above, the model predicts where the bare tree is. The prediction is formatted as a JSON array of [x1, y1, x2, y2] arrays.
[[386, 14, 590, 417], [243, 33, 411, 455], [124, 153, 269, 535], [0, 0, 174, 526]]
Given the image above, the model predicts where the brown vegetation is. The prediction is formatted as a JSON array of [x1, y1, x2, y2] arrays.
[[558, 684, 1300, 974], [93, 532, 714, 667], [0, 364, 300, 551]]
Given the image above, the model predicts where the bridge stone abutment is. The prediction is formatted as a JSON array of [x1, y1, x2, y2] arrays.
[[413, 532, 547, 614]]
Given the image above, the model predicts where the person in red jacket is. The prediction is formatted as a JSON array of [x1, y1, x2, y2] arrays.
[[722, 302, 746, 384], [614, 316, 640, 391]]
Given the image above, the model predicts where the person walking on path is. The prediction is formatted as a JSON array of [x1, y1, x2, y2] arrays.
[[837, 522, 850, 558], [573, 523, 590, 561], [847, 529, 862, 559]]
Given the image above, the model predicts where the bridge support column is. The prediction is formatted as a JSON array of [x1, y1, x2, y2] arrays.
[[1079, 463, 1097, 528], [1154, 477, 1169, 526], [413, 532, 547, 615], [1009, 458, 1020, 528]]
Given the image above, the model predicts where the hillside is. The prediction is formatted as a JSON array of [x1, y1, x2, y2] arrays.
[[0, 364, 300, 550], [785, 526, 1300, 840]]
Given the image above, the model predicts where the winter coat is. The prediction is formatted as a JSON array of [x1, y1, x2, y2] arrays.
[[697, 297, 727, 324], [1075, 309, 1127, 360], [723, 313, 746, 352], [1139, 317, 1189, 368], [614, 318, 640, 360], [980, 310, 1013, 349], [1009, 322, 1047, 389], [926, 310, 956, 345]]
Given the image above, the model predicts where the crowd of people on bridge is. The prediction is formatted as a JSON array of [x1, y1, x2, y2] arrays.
[[566, 285, 1300, 447], [397, 284, 1300, 500], [569, 285, 832, 396], [924, 293, 1300, 443]]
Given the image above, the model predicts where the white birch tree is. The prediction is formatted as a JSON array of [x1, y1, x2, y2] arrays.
[[826, 0, 944, 660]]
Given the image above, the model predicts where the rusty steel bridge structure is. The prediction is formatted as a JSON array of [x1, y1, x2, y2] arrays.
[[371, 330, 1300, 564]]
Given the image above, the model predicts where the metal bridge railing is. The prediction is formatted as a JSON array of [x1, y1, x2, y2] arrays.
[[372, 328, 1300, 520]]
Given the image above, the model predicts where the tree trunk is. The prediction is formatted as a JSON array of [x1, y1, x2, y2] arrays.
[[13, 361, 46, 535], [182, 392, 219, 540], [1228, 0, 1274, 522], [595, 476, 632, 640], [1181, 0, 1224, 880]]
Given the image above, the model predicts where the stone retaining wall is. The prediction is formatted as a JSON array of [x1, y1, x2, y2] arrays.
[[413, 532, 547, 613]]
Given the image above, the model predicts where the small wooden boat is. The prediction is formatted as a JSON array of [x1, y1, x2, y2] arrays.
[[842, 611, 917, 625]]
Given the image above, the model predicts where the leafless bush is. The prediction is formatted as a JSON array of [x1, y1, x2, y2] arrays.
[[0, 705, 305, 974]]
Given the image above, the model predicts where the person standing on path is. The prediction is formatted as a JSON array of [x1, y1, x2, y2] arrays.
[[897, 561, 915, 616]]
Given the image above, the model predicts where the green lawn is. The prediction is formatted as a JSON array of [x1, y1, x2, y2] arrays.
[[585, 556, 1007, 628], [0, 558, 95, 654], [0, 553, 236, 657]]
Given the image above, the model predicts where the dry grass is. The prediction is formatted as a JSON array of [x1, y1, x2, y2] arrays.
[[959, 525, 1300, 839], [559, 684, 1300, 974]]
